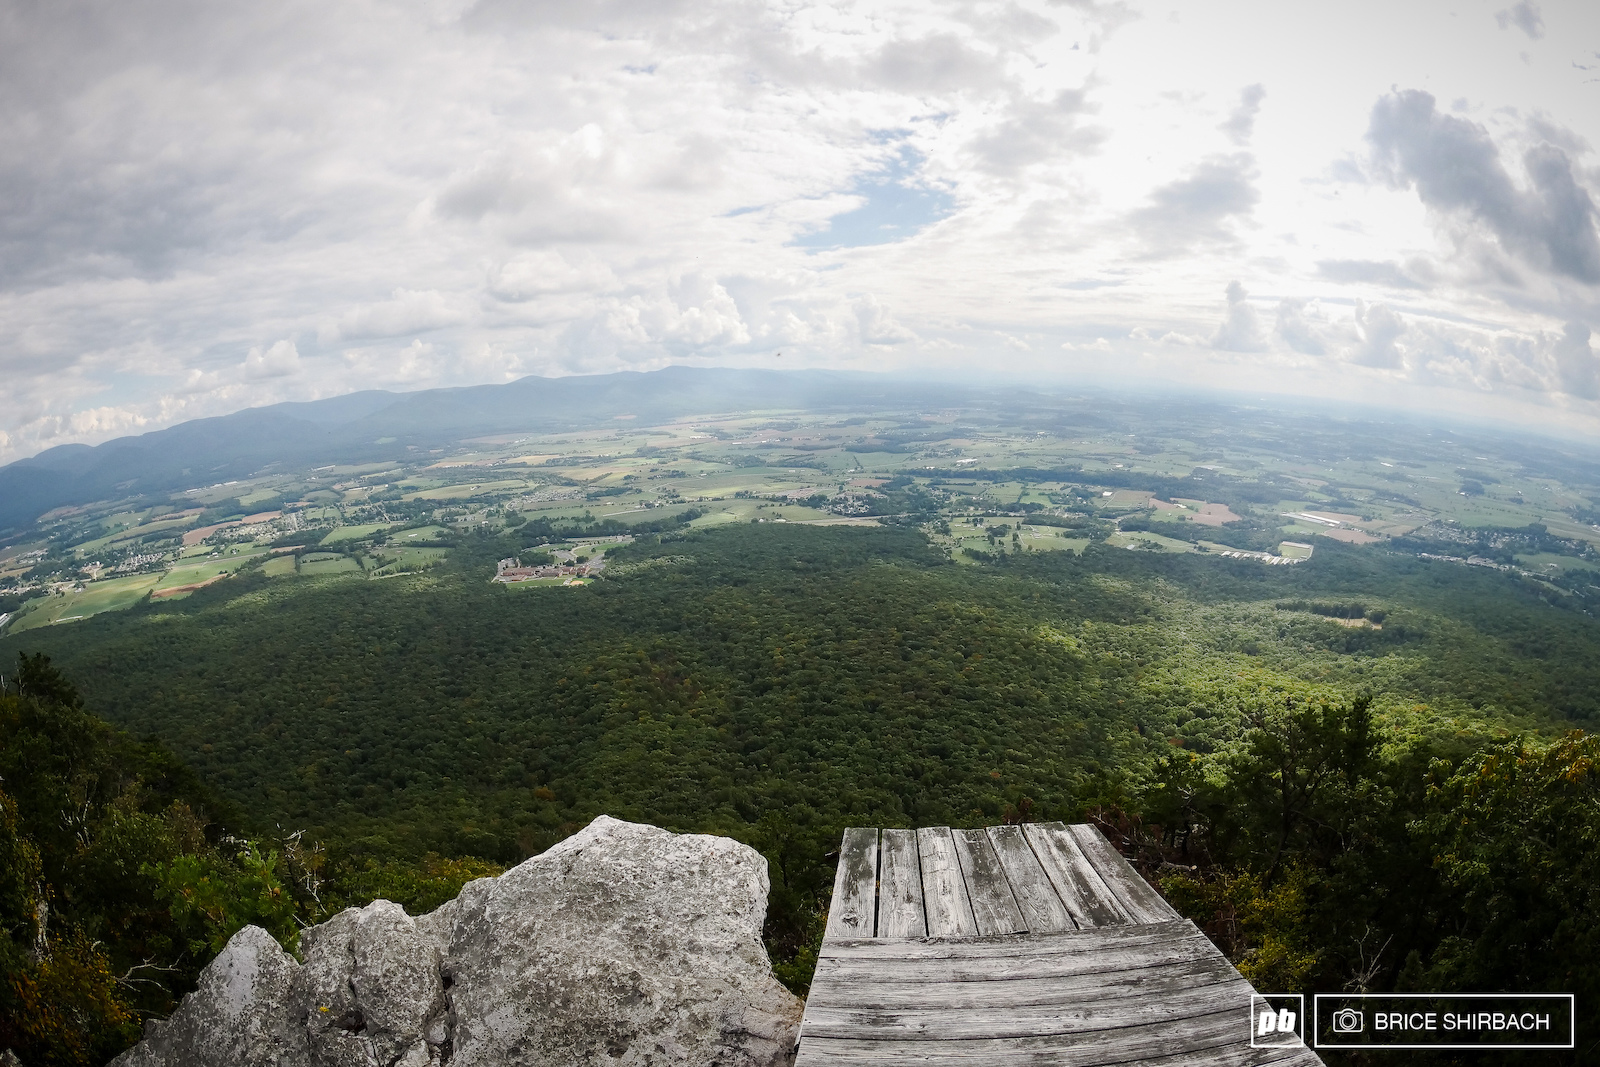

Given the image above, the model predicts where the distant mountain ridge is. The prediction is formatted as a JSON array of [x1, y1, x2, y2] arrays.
[[0, 367, 965, 531]]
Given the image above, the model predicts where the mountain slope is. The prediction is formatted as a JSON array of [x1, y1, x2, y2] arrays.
[[0, 367, 956, 530]]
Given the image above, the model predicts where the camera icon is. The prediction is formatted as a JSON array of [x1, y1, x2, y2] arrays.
[[1332, 1007, 1364, 1033]]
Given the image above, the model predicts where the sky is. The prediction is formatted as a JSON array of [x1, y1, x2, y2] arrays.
[[3, 0, 1600, 462]]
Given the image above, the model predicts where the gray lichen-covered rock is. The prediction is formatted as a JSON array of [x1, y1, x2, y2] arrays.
[[445, 815, 804, 1066], [111, 924, 299, 1067], [292, 899, 450, 1067], [111, 816, 803, 1067]]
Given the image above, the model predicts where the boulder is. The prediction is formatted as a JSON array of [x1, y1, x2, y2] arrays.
[[445, 815, 804, 1066], [111, 816, 804, 1067], [111, 924, 299, 1067], [291, 899, 450, 1067]]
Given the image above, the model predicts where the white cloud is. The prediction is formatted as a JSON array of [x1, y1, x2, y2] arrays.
[[1367, 89, 1600, 285], [323, 291, 470, 343], [1551, 320, 1598, 399], [856, 296, 916, 345], [1274, 299, 1327, 356], [1350, 301, 1407, 369], [2, 0, 1600, 462], [1219, 84, 1265, 146], [242, 339, 302, 379], [1495, 1, 1545, 40], [488, 251, 619, 301], [1132, 154, 1260, 253], [1211, 281, 1266, 352]]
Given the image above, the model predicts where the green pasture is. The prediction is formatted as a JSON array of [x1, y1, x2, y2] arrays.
[[155, 551, 265, 592], [300, 555, 363, 575], [393, 525, 451, 542], [71, 510, 186, 555], [1515, 551, 1600, 576], [1104, 529, 1195, 553], [403, 478, 531, 502], [687, 501, 831, 528], [321, 523, 393, 544], [370, 547, 447, 575], [6, 574, 163, 632], [1018, 525, 1089, 553]]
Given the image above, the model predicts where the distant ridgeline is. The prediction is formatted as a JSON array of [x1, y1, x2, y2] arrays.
[[6, 365, 1597, 536], [0, 369, 973, 532]]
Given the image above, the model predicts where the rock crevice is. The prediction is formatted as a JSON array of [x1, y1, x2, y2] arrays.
[[113, 816, 804, 1067]]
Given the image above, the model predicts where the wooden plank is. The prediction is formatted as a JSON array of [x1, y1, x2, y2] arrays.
[[877, 829, 927, 938], [815, 936, 1227, 986], [986, 825, 1076, 934], [802, 982, 1259, 1040], [797, 1010, 1319, 1067], [949, 827, 1027, 936], [803, 955, 1242, 1011], [819, 918, 1198, 960], [1024, 822, 1130, 928], [917, 827, 978, 938], [1066, 823, 1181, 924], [824, 827, 879, 941]]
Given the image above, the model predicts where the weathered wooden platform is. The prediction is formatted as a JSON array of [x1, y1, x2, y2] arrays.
[[796, 822, 1322, 1066]]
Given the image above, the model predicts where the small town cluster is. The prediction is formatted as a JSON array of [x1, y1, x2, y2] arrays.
[[494, 557, 596, 584]]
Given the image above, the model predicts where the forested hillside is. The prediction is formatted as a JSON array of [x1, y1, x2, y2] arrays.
[[0, 657, 498, 1066], [5, 523, 1600, 1062], [10, 524, 1596, 859]]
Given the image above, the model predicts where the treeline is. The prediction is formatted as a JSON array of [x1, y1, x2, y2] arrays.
[[1131, 692, 1599, 1065], [515, 508, 704, 546], [923, 465, 1301, 511], [1273, 599, 1386, 622]]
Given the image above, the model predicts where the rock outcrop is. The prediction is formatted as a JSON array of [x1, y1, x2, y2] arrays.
[[113, 924, 300, 1067], [112, 816, 804, 1067]]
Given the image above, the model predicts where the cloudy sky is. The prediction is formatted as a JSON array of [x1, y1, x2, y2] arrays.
[[4, 0, 1600, 461]]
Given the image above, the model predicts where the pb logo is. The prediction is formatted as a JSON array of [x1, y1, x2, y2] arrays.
[[1251, 994, 1306, 1048], [1259, 1008, 1297, 1035]]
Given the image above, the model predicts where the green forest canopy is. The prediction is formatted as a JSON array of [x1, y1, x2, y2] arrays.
[[4, 523, 1600, 1063]]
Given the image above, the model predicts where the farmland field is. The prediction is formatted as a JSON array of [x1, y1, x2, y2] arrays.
[[5, 573, 163, 631]]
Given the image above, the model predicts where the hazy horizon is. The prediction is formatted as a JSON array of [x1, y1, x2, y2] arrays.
[[5, 0, 1600, 463], [17, 363, 1600, 473]]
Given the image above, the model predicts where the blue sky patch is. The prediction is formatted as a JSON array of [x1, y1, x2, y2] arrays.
[[791, 145, 955, 251]]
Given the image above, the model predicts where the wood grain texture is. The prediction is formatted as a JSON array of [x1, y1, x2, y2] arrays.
[[986, 825, 1076, 934], [797, 1016, 1321, 1067], [803, 956, 1241, 1011], [800, 826, 1325, 1067], [878, 828, 927, 939], [1066, 823, 1181, 924], [819, 919, 1199, 960], [800, 979, 1258, 1040], [950, 827, 1027, 936], [816, 937, 1224, 986], [824, 826, 879, 942], [1024, 822, 1130, 928], [917, 827, 979, 938]]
